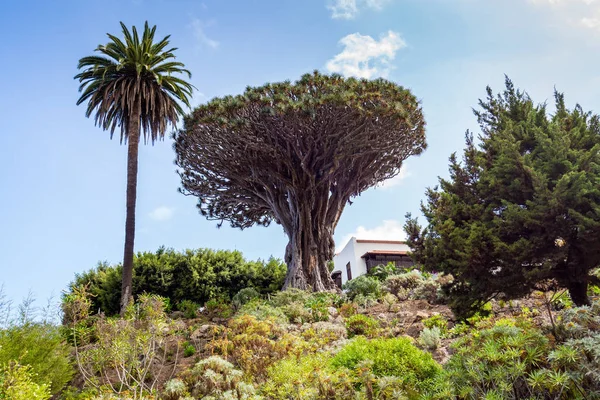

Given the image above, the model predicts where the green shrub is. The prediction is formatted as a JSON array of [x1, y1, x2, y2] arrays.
[[345, 314, 380, 338], [0, 362, 51, 400], [162, 378, 188, 400], [177, 356, 258, 399], [204, 298, 234, 319], [262, 354, 355, 399], [269, 288, 310, 307], [343, 275, 382, 301], [232, 287, 261, 309], [75, 294, 179, 396], [368, 262, 401, 281], [338, 302, 358, 318], [440, 319, 555, 399], [183, 342, 196, 357], [0, 322, 73, 395], [65, 247, 286, 316], [282, 301, 312, 324], [304, 296, 330, 323], [419, 327, 441, 350], [237, 299, 288, 324], [422, 314, 448, 336], [177, 299, 200, 319], [353, 293, 379, 308], [385, 270, 424, 295], [331, 337, 441, 398], [208, 315, 299, 381], [548, 334, 600, 396]]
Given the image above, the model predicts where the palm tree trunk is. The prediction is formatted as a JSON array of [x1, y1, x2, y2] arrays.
[[120, 102, 141, 315]]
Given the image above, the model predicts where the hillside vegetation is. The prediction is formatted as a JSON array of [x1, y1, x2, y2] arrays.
[[2, 260, 599, 399]]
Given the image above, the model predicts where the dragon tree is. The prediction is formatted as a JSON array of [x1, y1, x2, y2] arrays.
[[174, 72, 426, 291]]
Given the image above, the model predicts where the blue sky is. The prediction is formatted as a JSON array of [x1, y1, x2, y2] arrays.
[[1, 0, 600, 306]]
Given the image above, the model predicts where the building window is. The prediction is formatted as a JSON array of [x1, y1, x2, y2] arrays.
[[346, 262, 352, 281]]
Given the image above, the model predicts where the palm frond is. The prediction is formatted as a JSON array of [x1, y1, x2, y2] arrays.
[[75, 21, 194, 144]]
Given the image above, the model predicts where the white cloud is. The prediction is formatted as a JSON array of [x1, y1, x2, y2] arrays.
[[327, 0, 391, 19], [337, 220, 406, 251], [378, 166, 410, 189], [149, 206, 174, 221], [529, 0, 600, 30], [325, 31, 406, 79], [191, 18, 219, 48]]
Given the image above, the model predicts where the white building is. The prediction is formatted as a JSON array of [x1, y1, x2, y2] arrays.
[[332, 237, 413, 287]]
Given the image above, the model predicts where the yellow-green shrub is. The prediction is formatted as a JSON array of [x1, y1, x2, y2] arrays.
[[261, 354, 355, 400], [345, 314, 380, 338], [0, 362, 51, 400], [331, 337, 441, 399], [208, 315, 300, 380]]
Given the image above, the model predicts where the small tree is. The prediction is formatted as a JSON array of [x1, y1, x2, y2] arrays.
[[406, 78, 600, 318], [174, 72, 426, 291]]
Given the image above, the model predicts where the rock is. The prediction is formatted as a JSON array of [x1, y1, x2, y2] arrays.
[[415, 311, 430, 322], [172, 320, 187, 332], [327, 307, 338, 317], [169, 311, 185, 319], [404, 322, 424, 338], [191, 324, 216, 340]]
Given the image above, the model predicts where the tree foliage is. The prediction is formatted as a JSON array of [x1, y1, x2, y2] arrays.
[[405, 78, 600, 318], [66, 247, 286, 316], [174, 71, 426, 291]]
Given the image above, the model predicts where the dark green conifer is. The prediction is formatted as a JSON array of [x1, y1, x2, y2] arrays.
[[406, 78, 600, 318]]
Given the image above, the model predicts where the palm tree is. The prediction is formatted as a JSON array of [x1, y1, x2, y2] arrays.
[[75, 22, 194, 314]]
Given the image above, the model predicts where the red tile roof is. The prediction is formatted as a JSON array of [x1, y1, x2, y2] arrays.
[[356, 239, 406, 245], [361, 250, 409, 258]]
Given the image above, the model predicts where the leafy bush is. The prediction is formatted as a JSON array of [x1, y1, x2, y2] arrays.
[[208, 315, 299, 381], [262, 354, 355, 399], [548, 334, 600, 397], [269, 288, 310, 307], [66, 247, 286, 316], [275, 291, 342, 323], [300, 322, 347, 349], [384, 271, 453, 304], [385, 270, 424, 296], [178, 356, 259, 400], [0, 362, 51, 400], [368, 262, 402, 281], [237, 299, 288, 324], [0, 322, 73, 395], [338, 302, 358, 318], [345, 314, 380, 338], [74, 294, 180, 397], [304, 295, 330, 323], [162, 378, 188, 400], [353, 293, 379, 308], [232, 287, 261, 309], [343, 275, 382, 301], [176, 299, 200, 319], [440, 319, 557, 399], [331, 337, 441, 398], [282, 301, 312, 324], [183, 342, 196, 357], [204, 298, 234, 319], [419, 327, 441, 350], [422, 314, 448, 336]]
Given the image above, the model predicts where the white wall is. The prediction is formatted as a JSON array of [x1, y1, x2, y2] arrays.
[[333, 237, 411, 285]]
